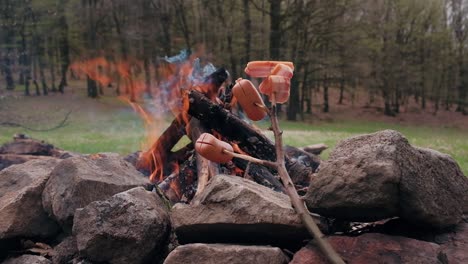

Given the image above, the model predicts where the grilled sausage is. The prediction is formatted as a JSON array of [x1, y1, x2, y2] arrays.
[[244, 61, 295, 78], [195, 133, 234, 163], [232, 78, 267, 121], [271, 63, 294, 79], [259, 75, 291, 103]]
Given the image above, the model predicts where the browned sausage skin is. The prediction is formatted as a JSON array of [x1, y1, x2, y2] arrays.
[[195, 133, 234, 163], [232, 78, 267, 121]]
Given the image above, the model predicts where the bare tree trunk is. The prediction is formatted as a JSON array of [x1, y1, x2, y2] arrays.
[[243, 0, 251, 66], [85, 0, 98, 98], [33, 57, 40, 96], [173, 0, 191, 50], [58, 0, 70, 93], [269, 0, 282, 60], [323, 75, 329, 113], [1, 31, 15, 90]]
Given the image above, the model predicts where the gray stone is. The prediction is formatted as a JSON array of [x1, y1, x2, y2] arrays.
[[73, 187, 170, 264], [163, 244, 288, 264], [305, 130, 468, 228], [172, 175, 327, 246], [42, 153, 149, 229], [2, 255, 51, 264], [0, 159, 60, 239]]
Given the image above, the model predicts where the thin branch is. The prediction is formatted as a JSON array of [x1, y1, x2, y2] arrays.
[[0, 110, 72, 132], [223, 149, 277, 168], [269, 92, 345, 264]]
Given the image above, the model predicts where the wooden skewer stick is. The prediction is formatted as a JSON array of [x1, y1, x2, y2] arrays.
[[254, 102, 269, 113], [222, 149, 276, 169], [269, 92, 345, 264]]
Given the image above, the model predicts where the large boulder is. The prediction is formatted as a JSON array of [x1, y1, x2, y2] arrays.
[[2, 255, 51, 264], [305, 130, 468, 228], [0, 159, 60, 239], [73, 187, 170, 264], [163, 244, 288, 264], [0, 136, 55, 156], [290, 233, 442, 264], [42, 153, 149, 229], [172, 175, 327, 248]]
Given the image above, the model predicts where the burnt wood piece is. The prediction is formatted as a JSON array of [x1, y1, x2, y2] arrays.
[[187, 90, 313, 186], [178, 154, 198, 201], [233, 158, 284, 193], [169, 143, 194, 164], [301, 143, 328, 155], [284, 145, 320, 172], [137, 114, 188, 181], [204, 68, 229, 89], [188, 118, 220, 196], [158, 173, 181, 203], [157, 153, 198, 203]]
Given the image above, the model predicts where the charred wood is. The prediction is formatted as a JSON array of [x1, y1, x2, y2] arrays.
[[137, 114, 188, 181], [187, 90, 314, 186], [188, 118, 220, 196], [301, 143, 328, 155], [233, 158, 284, 193]]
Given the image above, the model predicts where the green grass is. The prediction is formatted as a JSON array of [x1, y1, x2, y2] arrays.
[[1, 93, 467, 175], [264, 120, 468, 176]]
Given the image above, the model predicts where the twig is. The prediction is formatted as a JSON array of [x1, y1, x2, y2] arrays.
[[223, 149, 276, 168], [0, 110, 72, 132], [222, 98, 343, 263]]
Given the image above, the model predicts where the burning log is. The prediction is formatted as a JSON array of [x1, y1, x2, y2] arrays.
[[137, 114, 188, 182], [301, 143, 328, 155], [232, 158, 284, 193], [189, 119, 221, 197], [186, 90, 313, 186], [158, 153, 198, 203]]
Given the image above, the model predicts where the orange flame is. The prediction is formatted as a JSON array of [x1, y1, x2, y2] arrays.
[[74, 48, 220, 192]]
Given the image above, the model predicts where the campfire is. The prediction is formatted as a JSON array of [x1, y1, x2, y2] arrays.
[[95, 58, 309, 204], [2, 53, 463, 264], [117, 57, 343, 263]]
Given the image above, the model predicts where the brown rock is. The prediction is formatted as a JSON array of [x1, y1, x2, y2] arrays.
[[290, 233, 442, 264], [42, 153, 149, 229], [51, 236, 78, 264], [0, 137, 54, 156], [163, 244, 288, 264], [0, 159, 60, 239], [172, 175, 327, 248], [436, 221, 468, 264], [0, 154, 52, 171], [73, 187, 170, 264], [305, 130, 468, 228], [2, 255, 51, 264]]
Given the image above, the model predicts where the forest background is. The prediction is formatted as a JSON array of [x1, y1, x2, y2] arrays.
[[0, 0, 467, 173]]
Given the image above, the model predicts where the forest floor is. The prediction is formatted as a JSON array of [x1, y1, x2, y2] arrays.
[[0, 83, 467, 175]]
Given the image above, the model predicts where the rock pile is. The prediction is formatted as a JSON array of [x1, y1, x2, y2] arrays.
[[0, 130, 466, 264]]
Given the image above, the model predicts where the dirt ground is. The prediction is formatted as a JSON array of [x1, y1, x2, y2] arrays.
[[1, 85, 467, 132], [302, 88, 468, 132]]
